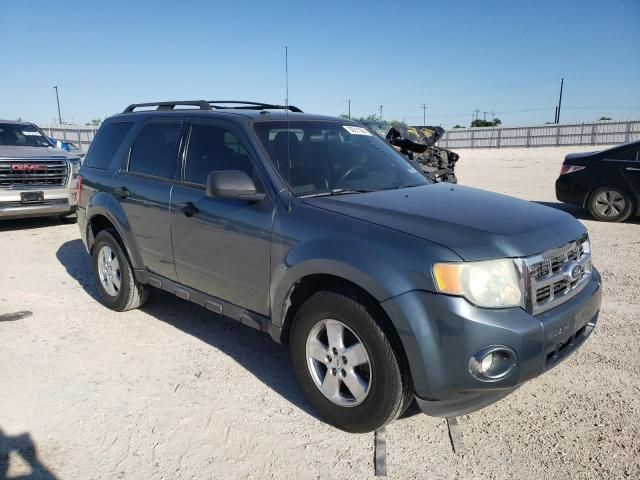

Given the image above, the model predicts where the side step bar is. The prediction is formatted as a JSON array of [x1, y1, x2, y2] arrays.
[[135, 270, 277, 339]]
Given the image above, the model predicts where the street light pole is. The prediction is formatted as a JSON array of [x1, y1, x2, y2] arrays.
[[53, 86, 62, 125], [421, 103, 427, 126], [379, 105, 383, 121]]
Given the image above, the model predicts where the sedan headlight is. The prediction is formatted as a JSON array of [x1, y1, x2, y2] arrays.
[[433, 259, 523, 308]]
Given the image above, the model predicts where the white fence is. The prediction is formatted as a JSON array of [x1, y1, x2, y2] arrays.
[[438, 120, 640, 149], [44, 119, 640, 153], [43, 125, 98, 152]]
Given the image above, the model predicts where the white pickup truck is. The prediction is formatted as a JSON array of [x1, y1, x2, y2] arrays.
[[0, 120, 81, 221]]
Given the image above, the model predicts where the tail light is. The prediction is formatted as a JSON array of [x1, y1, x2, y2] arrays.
[[560, 165, 586, 175], [75, 174, 83, 204]]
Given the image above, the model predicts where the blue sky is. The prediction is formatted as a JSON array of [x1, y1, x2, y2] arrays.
[[1, 0, 639, 127]]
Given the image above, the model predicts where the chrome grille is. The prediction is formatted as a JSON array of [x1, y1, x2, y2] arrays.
[[0, 158, 69, 187], [524, 234, 591, 314]]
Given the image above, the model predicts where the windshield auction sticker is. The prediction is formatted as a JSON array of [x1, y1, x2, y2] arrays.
[[343, 125, 372, 136]]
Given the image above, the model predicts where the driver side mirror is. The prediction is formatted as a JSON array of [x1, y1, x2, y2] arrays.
[[206, 170, 266, 202]]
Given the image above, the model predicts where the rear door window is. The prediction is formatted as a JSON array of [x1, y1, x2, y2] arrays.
[[128, 123, 182, 179], [606, 147, 640, 162], [85, 122, 133, 169]]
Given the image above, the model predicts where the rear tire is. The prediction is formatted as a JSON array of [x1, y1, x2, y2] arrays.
[[92, 230, 148, 311], [289, 290, 412, 433], [587, 186, 634, 222]]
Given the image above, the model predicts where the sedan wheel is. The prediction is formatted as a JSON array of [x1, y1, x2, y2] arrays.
[[588, 187, 634, 222], [594, 190, 626, 218]]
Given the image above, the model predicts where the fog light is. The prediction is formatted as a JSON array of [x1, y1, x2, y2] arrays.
[[480, 353, 495, 374], [469, 346, 517, 381]]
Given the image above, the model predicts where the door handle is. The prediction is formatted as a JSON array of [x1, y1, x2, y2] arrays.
[[180, 201, 199, 217], [625, 167, 640, 171], [113, 187, 130, 199]]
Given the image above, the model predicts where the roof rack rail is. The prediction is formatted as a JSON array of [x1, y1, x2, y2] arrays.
[[122, 100, 303, 114], [122, 101, 213, 113], [207, 100, 303, 113]]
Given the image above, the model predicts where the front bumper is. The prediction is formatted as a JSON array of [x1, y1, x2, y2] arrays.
[[382, 268, 601, 417], [0, 185, 77, 219]]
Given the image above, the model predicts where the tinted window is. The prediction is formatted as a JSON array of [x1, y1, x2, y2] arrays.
[[184, 125, 255, 185], [607, 148, 639, 162], [129, 123, 182, 179], [85, 122, 133, 169], [0, 123, 52, 147]]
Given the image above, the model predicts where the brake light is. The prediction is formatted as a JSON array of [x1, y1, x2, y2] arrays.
[[560, 165, 586, 175], [75, 174, 83, 204]]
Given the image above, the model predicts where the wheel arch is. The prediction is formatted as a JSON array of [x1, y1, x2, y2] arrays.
[[85, 194, 143, 269], [275, 271, 413, 393]]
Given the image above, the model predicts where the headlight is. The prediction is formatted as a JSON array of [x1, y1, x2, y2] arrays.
[[433, 259, 523, 308], [69, 158, 81, 177]]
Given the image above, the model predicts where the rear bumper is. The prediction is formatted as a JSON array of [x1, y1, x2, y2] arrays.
[[0, 185, 76, 219], [382, 269, 601, 417], [555, 175, 589, 206]]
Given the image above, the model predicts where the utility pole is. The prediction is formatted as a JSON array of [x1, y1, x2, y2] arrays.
[[473, 109, 480, 122], [483, 111, 487, 121], [421, 103, 427, 126], [379, 105, 383, 121], [491, 111, 495, 121], [347, 99, 351, 119], [53, 86, 62, 125], [556, 77, 564, 123]]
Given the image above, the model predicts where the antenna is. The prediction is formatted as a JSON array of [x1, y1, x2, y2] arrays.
[[285, 46, 289, 108], [285, 46, 292, 182]]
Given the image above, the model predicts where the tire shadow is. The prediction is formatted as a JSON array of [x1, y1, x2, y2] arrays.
[[55, 239, 319, 420], [0, 217, 64, 233]]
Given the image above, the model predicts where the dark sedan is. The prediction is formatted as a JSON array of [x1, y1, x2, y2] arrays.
[[556, 140, 640, 222]]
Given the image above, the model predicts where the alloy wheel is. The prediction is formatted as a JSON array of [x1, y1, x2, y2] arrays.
[[594, 190, 626, 218], [305, 318, 372, 407], [98, 245, 121, 297]]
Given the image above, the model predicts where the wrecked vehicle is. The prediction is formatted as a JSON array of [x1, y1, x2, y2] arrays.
[[363, 122, 459, 183]]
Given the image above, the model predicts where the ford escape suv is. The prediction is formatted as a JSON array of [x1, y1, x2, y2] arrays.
[[0, 120, 81, 221], [77, 101, 601, 433]]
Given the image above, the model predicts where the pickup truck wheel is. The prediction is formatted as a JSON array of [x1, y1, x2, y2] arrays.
[[92, 230, 148, 311], [290, 291, 411, 433]]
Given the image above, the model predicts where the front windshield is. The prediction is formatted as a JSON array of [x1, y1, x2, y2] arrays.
[[253, 121, 428, 196], [0, 123, 52, 147]]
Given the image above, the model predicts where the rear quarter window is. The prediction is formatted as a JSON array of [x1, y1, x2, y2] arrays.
[[128, 123, 182, 179], [85, 122, 134, 169]]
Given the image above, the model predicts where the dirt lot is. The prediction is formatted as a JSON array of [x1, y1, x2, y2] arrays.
[[1, 146, 639, 479]]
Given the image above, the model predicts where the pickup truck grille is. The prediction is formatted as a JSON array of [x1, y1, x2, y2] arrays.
[[0, 158, 69, 187], [524, 234, 591, 315]]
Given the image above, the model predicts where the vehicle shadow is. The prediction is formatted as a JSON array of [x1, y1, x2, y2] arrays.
[[55, 239, 319, 420], [534, 201, 640, 224], [0, 427, 57, 479], [0, 217, 66, 233]]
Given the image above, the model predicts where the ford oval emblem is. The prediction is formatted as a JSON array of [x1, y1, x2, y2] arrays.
[[563, 262, 584, 281]]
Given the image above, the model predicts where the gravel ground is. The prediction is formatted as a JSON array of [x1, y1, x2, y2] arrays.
[[1, 146, 639, 479]]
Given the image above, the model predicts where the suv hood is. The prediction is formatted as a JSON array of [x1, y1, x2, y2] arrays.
[[0, 145, 75, 159], [303, 184, 585, 260]]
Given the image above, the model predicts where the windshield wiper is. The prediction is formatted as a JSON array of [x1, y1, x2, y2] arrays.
[[302, 188, 373, 198]]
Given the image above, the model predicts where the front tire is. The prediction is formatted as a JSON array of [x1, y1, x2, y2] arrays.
[[587, 186, 634, 222], [289, 291, 412, 433], [92, 230, 148, 311]]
